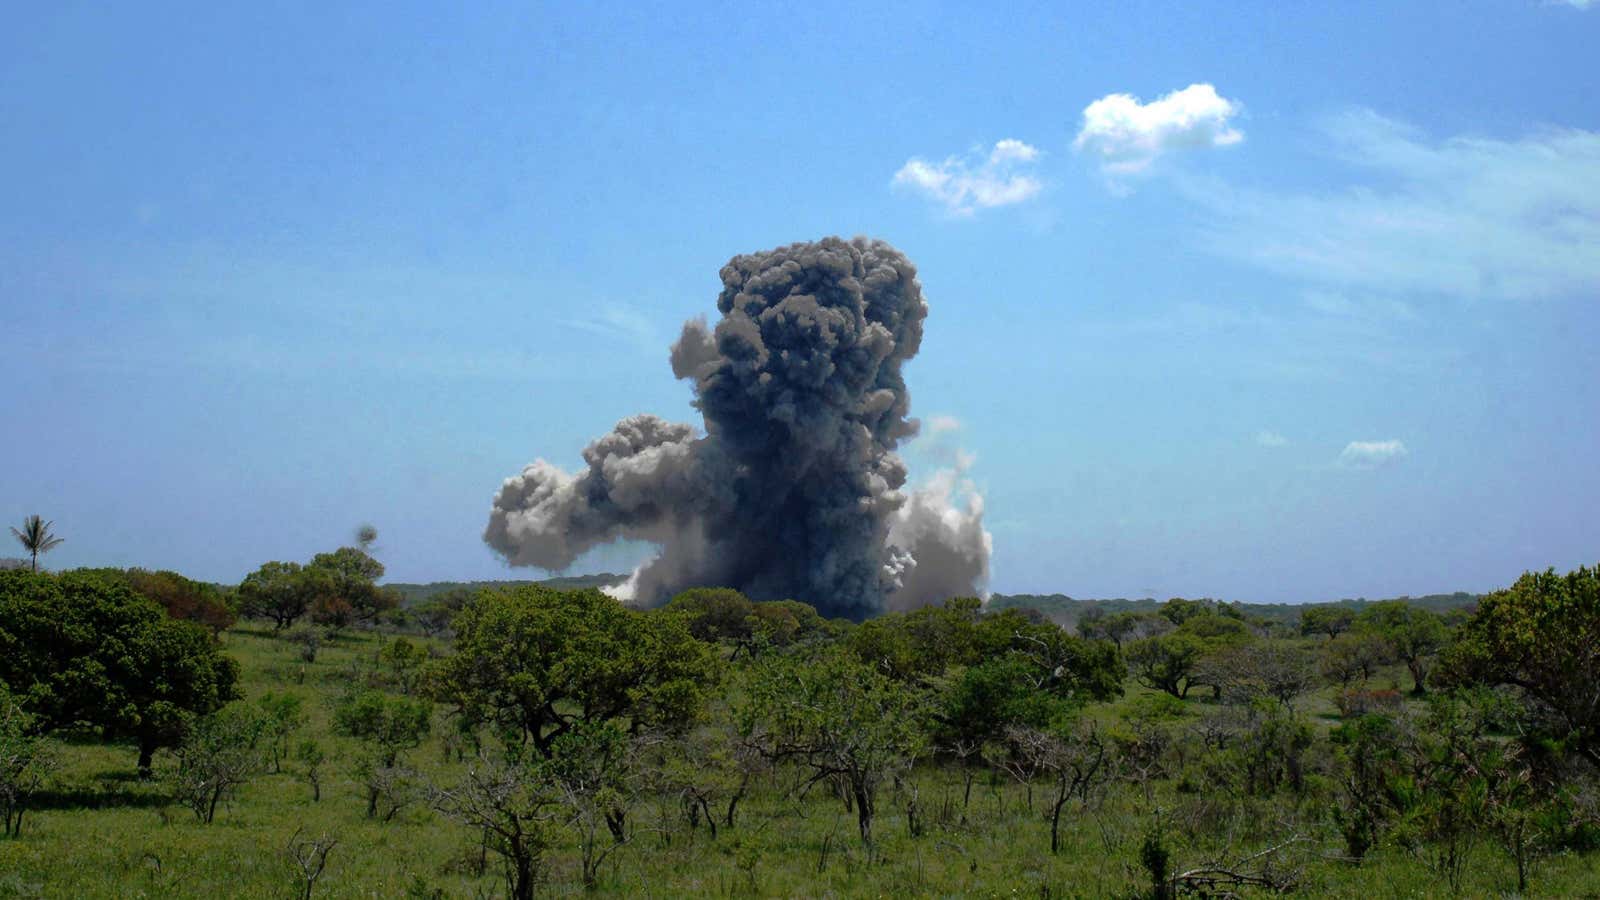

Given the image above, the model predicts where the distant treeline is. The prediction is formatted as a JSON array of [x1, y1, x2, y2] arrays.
[[988, 591, 1482, 626], [382, 573, 627, 606]]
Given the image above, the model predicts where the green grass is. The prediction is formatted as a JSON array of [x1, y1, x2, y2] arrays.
[[4, 630, 1599, 898]]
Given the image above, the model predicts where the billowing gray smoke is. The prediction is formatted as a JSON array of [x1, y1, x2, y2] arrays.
[[484, 237, 991, 619]]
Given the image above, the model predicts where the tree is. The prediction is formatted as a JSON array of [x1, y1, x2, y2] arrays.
[[1440, 564, 1600, 767], [996, 720, 1109, 853], [1358, 600, 1447, 695], [256, 692, 305, 773], [1299, 604, 1354, 640], [1319, 631, 1392, 687], [1197, 642, 1318, 707], [168, 702, 268, 823], [413, 587, 475, 637], [0, 684, 55, 838], [118, 568, 237, 635], [9, 516, 63, 573], [430, 586, 719, 757], [306, 546, 393, 627], [740, 648, 926, 846], [1126, 633, 1209, 699], [0, 569, 240, 776], [333, 690, 432, 818], [431, 749, 563, 900], [239, 561, 319, 631]]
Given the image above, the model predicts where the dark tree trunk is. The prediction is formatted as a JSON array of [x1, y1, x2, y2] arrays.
[[1049, 780, 1069, 854], [854, 784, 874, 845]]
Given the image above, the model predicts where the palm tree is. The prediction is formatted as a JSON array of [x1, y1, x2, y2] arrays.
[[10, 515, 64, 572]]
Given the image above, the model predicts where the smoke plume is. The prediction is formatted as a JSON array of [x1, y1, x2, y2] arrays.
[[484, 237, 990, 619]]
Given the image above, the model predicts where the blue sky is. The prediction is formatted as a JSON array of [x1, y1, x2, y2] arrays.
[[3, 1, 1596, 602]]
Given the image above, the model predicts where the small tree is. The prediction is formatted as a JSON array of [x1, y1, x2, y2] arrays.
[[1199, 642, 1318, 708], [239, 562, 319, 631], [257, 692, 305, 773], [431, 749, 563, 900], [9, 516, 63, 573], [1357, 600, 1447, 695], [0, 685, 56, 838], [1299, 604, 1354, 640], [1126, 634, 1208, 699], [1000, 719, 1109, 853], [168, 703, 268, 823], [546, 722, 646, 889], [333, 690, 431, 818], [740, 648, 925, 846], [295, 739, 326, 802], [284, 827, 338, 900], [1319, 631, 1392, 687], [379, 637, 429, 695]]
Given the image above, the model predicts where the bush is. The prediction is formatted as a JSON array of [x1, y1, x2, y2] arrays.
[[1336, 688, 1404, 718]]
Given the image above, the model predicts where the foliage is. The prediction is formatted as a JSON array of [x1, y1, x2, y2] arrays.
[[411, 587, 475, 637], [740, 647, 926, 845], [1300, 604, 1355, 639], [1197, 641, 1319, 707], [167, 702, 268, 823], [239, 561, 320, 631], [429, 586, 719, 755], [0, 569, 240, 774], [0, 685, 55, 838], [1440, 563, 1600, 767], [379, 637, 431, 695], [306, 545, 393, 627], [1126, 633, 1209, 699], [333, 689, 433, 818], [255, 691, 305, 773], [81, 568, 239, 635], [1356, 600, 1447, 695], [1319, 631, 1392, 686]]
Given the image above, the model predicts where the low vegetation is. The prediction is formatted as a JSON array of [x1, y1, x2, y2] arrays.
[[2, 548, 1599, 897]]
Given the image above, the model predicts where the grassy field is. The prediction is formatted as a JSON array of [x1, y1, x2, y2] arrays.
[[3, 627, 1599, 898]]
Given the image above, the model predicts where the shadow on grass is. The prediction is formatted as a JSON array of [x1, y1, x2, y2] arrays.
[[29, 784, 170, 811]]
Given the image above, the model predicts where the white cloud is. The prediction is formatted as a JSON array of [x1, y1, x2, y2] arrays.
[[1074, 83, 1244, 175], [1338, 439, 1408, 469], [1256, 430, 1289, 448], [1188, 110, 1600, 301], [893, 140, 1044, 215], [561, 305, 658, 351], [925, 414, 963, 435]]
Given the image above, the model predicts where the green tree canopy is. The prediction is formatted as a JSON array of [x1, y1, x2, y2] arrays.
[[1357, 600, 1448, 695], [0, 569, 239, 774], [429, 586, 720, 756], [238, 561, 319, 630], [1300, 604, 1355, 640], [1440, 564, 1600, 767]]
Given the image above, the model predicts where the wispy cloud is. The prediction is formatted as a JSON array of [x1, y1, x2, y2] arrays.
[[561, 305, 659, 352], [1256, 430, 1289, 448], [893, 139, 1044, 215], [925, 414, 963, 435], [1338, 439, 1408, 469], [1186, 110, 1600, 301], [1074, 83, 1244, 176]]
